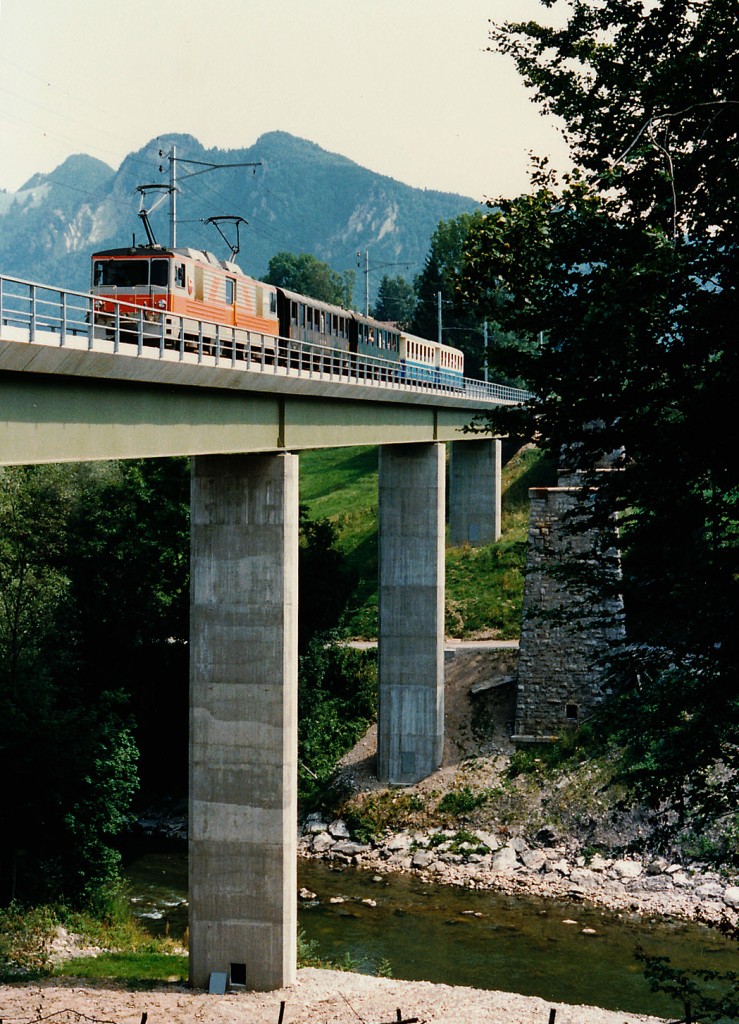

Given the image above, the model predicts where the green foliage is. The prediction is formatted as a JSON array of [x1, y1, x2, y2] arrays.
[[298, 637, 377, 801], [436, 787, 489, 818], [457, 0, 739, 843], [636, 946, 739, 1024], [340, 791, 426, 843], [0, 903, 57, 981], [57, 951, 188, 984], [0, 462, 203, 908], [299, 506, 357, 651], [372, 274, 416, 326], [445, 540, 526, 639], [507, 727, 597, 782], [263, 250, 354, 307], [413, 212, 488, 377]]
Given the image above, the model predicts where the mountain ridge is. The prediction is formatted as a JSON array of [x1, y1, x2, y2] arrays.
[[0, 131, 479, 303]]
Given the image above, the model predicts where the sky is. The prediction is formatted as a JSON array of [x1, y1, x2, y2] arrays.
[[0, 0, 571, 201]]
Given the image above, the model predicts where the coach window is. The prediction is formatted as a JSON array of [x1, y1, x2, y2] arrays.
[[174, 263, 186, 289], [326, 313, 332, 334], [225, 278, 235, 305], [291, 300, 298, 325]]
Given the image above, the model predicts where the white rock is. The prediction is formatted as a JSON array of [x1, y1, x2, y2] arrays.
[[492, 846, 519, 871], [328, 819, 351, 839], [522, 850, 546, 872], [412, 849, 435, 869], [695, 882, 724, 900], [613, 859, 643, 879], [312, 832, 335, 854], [386, 833, 412, 852], [723, 885, 739, 908]]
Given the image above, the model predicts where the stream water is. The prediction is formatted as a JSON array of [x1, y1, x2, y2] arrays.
[[124, 848, 737, 1018]]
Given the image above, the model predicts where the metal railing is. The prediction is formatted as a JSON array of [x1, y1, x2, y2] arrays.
[[0, 273, 532, 404]]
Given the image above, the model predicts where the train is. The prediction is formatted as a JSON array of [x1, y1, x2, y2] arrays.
[[90, 242, 465, 388]]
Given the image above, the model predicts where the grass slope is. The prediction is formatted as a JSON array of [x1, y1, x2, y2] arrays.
[[299, 444, 556, 639]]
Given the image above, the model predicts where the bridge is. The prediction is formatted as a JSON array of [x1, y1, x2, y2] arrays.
[[0, 274, 526, 991]]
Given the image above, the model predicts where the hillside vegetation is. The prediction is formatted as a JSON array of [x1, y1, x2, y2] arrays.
[[299, 443, 556, 641]]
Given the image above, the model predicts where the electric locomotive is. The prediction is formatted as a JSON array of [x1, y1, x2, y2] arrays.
[[91, 243, 280, 359]]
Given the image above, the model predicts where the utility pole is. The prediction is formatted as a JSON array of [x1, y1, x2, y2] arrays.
[[437, 291, 443, 345], [170, 144, 177, 248], [159, 146, 262, 250], [483, 320, 489, 382]]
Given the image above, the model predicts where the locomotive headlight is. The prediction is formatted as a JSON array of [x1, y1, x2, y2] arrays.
[[156, 299, 166, 309], [94, 299, 103, 310]]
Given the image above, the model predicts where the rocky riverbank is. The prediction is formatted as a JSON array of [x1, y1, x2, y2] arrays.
[[298, 813, 739, 928]]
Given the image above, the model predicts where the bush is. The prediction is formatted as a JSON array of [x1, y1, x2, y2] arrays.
[[0, 903, 58, 981], [437, 786, 489, 818], [298, 636, 377, 801]]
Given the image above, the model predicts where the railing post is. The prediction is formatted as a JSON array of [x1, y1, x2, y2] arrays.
[[60, 292, 67, 347], [179, 318, 185, 361], [137, 308, 144, 356], [29, 283, 36, 343]]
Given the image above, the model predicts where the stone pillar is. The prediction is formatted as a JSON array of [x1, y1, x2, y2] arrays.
[[514, 484, 625, 740], [189, 453, 298, 991], [377, 443, 445, 784], [448, 439, 502, 546]]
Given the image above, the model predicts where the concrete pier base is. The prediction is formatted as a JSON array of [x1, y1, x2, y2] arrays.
[[189, 453, 298, 991], [448, 439, 502, 546], [377, 443, 445, 784]]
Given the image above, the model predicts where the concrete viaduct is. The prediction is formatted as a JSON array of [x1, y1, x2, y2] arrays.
[[0, 283, 519, 991]]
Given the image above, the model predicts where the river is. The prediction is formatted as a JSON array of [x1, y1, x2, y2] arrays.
[[124, 848, 737, 1018]]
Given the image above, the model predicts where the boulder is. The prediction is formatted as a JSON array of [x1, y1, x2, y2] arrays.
[[492, 846, 519, 872], [723, 886, 739, 908], [412, 849, 436, 869], [312, 831, 335, 854], [612, 859, 643, 880], [521, 850, 548, 872], [328, 819, 351, 839]]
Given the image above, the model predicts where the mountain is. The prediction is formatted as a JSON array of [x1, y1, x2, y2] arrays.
[[0, 132, 480, 305]]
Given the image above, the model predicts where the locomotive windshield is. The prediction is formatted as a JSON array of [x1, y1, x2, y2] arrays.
[[93, 259, 169, 288]]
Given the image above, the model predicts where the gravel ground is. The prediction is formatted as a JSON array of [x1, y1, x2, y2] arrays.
[[0, 968, 668, 1024]]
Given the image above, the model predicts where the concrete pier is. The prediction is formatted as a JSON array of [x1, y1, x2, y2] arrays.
[[377, 443, 445, 784], [189, 453, 299, 991], [448, 439, 502, 546]]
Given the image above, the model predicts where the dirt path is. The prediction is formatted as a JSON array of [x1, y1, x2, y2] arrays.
[[1, 968, 667, 1024]]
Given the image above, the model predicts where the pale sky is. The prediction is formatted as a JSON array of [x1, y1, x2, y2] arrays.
[[0, 0, 571, 201]]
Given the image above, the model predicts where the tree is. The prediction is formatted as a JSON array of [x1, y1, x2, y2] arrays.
[[413, 212, 489, 377], [298, 506, 356, 652], [0, 465, 140, 909], [263, 251, 355, 307], [65, 459, 191, 798], [372, 274, 416, 326], [457, 0, 739, 850]]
